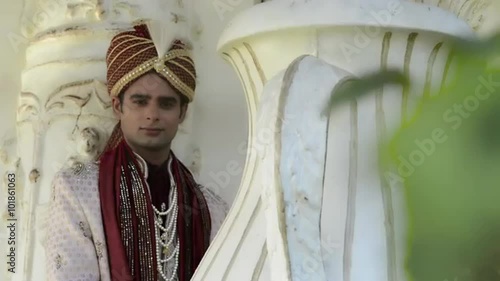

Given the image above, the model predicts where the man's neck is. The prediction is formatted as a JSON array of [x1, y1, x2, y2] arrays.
[[126, 141, 171, 166], [137, 150, 170, 166]]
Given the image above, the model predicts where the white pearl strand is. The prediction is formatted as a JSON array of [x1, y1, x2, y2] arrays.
[[152, 161, 180, 281]]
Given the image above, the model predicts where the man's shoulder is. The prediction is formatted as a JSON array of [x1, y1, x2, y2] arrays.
[[197, 185, 223, 201], [197, 185, 229, 214], [53, 159, 100, 186]]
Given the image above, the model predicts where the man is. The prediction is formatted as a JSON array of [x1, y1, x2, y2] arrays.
[[44, 23, 228, 281]]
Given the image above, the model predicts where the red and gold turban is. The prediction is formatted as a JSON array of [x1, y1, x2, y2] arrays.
[[106, 24, 196, 102]]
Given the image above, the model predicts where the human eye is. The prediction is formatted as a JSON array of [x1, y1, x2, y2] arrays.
[[160, 101, 175, 109], [133, 99, 147, 106]]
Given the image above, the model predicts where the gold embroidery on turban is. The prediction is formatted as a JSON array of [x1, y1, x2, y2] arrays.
[[106, 25, 196, 102]]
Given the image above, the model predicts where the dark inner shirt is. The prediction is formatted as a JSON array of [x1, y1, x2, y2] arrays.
[[146, 160, 171, 211]]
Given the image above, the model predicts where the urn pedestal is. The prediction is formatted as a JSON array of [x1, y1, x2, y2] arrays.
[[192, 1, 476, 280]]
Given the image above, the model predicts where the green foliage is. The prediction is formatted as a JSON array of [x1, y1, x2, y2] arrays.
[[330, 34, 500, 281], [391, 34, 500, 281], [327, 70, 408, 112]]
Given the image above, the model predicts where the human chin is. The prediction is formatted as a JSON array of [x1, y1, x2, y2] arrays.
[[138, 137, 170, 149]]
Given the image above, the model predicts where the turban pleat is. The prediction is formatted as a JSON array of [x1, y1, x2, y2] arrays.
[[106, 24, 196, 102]]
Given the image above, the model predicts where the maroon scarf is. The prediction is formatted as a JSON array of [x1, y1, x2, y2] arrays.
[[98, 124, 211, 281]]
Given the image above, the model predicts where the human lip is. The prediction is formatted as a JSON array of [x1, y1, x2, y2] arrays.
[[140, 128, 164, 135], [140, 127, 164, 131]]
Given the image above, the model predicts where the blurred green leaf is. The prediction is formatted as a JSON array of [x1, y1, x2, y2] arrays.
[[325, 70, 408, 113], [327, 32, 500, 281], [385, 33, 500, 281]]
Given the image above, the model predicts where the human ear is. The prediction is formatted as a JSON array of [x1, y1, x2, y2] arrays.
[[111, 96, 122, 119], [179, 104, 188, 122]]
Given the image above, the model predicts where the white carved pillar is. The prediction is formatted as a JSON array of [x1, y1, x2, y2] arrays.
[[193, 0, 490, 280], [15, 2, 117, 280]]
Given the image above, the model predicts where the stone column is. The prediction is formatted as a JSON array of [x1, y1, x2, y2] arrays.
[[193, 0, 489, 280], [14, 2, 120, 280]]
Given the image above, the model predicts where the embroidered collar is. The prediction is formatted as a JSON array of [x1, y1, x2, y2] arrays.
[[132, 152, 173, 180]]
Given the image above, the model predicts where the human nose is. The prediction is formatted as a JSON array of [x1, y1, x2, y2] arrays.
[[145, 103, 160, 121]]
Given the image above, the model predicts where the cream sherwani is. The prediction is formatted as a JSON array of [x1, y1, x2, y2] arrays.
[[43, 155, 228, 281]]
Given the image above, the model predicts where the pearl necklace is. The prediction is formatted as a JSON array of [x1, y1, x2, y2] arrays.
[[152, 161, 179, 281]]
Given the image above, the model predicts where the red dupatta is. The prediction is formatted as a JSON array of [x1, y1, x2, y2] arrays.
[[98, 123, 211, 281]]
